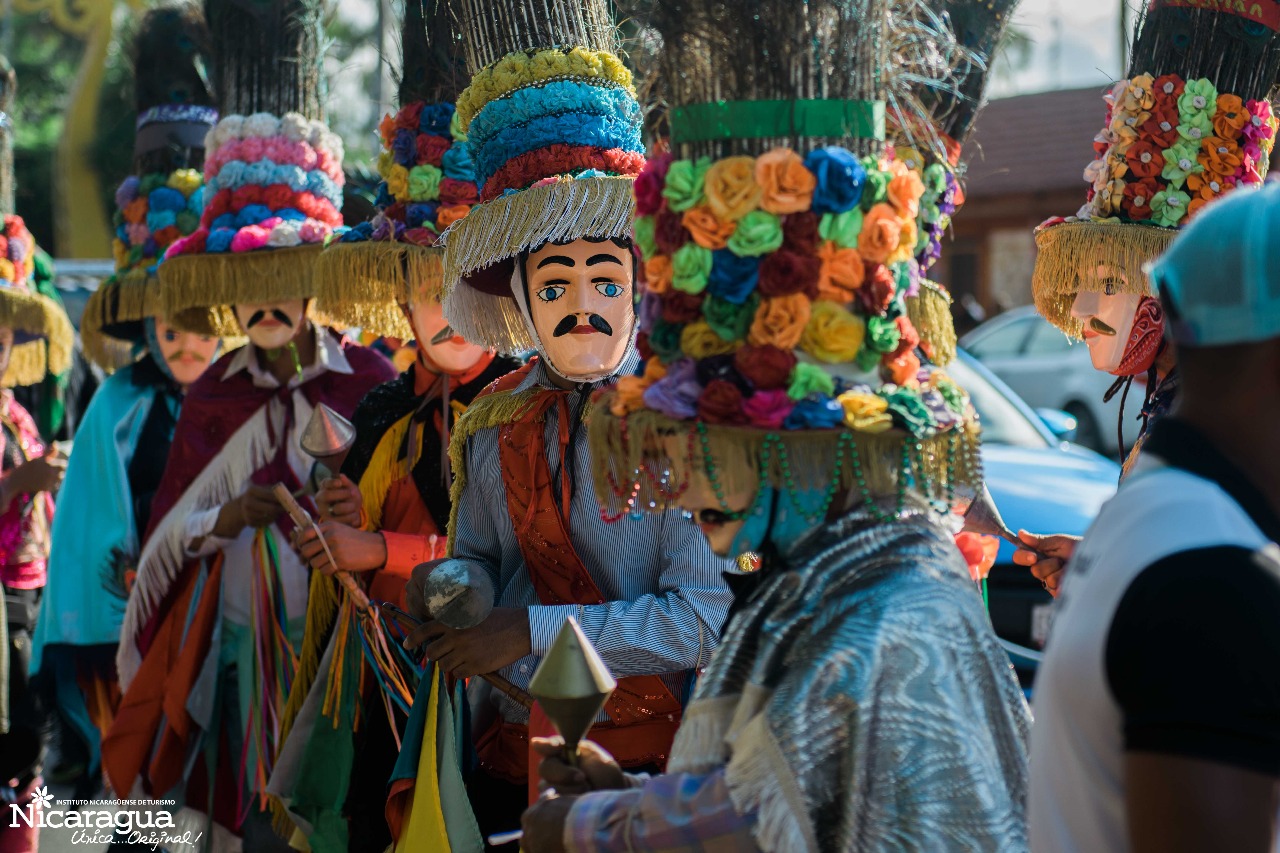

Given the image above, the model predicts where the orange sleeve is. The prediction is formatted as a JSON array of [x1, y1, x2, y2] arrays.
[[367, 530, 447, 607]]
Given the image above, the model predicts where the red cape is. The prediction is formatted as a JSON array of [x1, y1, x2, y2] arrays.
[[102, 330, 395, 808]]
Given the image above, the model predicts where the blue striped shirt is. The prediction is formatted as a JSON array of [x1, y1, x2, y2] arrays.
[[451, 355, 734, 725]]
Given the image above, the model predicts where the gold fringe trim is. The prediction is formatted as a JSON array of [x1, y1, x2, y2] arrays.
[[586, 405, 982, 515], [1032, 220, 1172, 338], [159, 244, 324, 322], [444, 384, 548, 553], [906, 281, 956, 366], [0, 290, 75, 387], [80, 270, 162, 371], [441, 176, 636, 354], [359, 412, 416, 530], [313, 241, 445, 339], [278, 568, 343, 749]]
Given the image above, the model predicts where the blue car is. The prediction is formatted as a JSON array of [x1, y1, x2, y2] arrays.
[[948, 351, 1120, 684]]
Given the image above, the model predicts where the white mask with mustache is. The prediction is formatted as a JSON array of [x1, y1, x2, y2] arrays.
[[234, 299, 306, 351]]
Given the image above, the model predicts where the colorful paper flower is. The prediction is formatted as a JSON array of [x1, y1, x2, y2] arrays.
[[755, 148, 817, 214], [1150, 188, 1191, 227], [1121, 178, 1161, 220], [1160, 141, 1204, 186], [837, 391, 892, 433], [1125, 141, 1165, 179], [704, 156, 762, 222], [1178, 79, 1218, 120], [805, 147, 866, 214], [800, 300, 865, 363]]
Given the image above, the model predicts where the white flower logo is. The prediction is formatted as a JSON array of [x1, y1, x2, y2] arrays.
[[29, 786, 52, 810]]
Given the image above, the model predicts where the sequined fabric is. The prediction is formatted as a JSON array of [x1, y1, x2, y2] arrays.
[[668, 507, 1031, 852]]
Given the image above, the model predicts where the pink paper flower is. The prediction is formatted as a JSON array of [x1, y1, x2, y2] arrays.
[[742, 388, 795, 429], [298, 218, 329, 243], [230, 225, 270, 252]]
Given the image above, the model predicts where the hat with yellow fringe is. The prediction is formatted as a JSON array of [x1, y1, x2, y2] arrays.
[[440, 0, 645, 354], [81, 4, 217, 370], [0, 216, 74, 387], [312, 0, 477, 340], [588, 0, 1012, 523], [1032, 1, 1280, 339], [158, 0, 343, 337]]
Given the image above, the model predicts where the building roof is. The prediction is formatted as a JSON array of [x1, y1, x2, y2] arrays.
[[962, 86, 1108, 199]]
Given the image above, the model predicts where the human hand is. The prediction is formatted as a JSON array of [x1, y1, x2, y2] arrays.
[[317, 475, 362, 525], [293, 522, 387, 573], [212, 484, 281, 538], [1012, 531, 1079, 597], [7, 452, 67, 495], [520, 792, 575, 853], [532, 737, 626, 795], [406, 607, 531, 678]]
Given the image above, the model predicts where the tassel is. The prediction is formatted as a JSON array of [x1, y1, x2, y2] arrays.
[[1032, 220, 1172, 338], [312, 241, 443, 338], [277, 568, 342, 746], [80, 269, 166, 371], [905, 281, 957, 366], [159, 243, 324, 325], [358, 412, 415, 531], [0, 289, 74, 387]]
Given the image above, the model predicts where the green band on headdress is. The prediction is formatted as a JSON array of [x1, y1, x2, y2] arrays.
[[671, 99, 886, 144]]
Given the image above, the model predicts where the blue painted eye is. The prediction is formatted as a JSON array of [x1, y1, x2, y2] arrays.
[[595, 282, 624, 298], [537, 286, 566, 302]]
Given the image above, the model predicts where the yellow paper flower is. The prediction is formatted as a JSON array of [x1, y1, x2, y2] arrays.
[[1120, 74, 1155, 113], [682, 320, 740, 358], [800, 300, 865, 363], [166, 169, 203, 196], [0, 259, 15, 284], [386, 164, 411, 202], [837, 391, 893, 433], [896, 148, 925, 173], [704, 156, 762, 222]]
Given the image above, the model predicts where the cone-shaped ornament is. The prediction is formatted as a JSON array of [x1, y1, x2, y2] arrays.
[[528, 617, 616, 756], [300, 402, 356, 472], [963, 483, 1020, 549]]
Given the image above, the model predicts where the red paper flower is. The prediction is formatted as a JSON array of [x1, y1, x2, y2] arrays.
[[891, 315, 921, 359], [438, 178, 479, 206], [395, 102, 424, 132], [781, 211, 820, 255], [1121, 178, 1161, 220], [758, 249, 820, 299], [635, 153, 673, 216], [654, 207, 691, 255], [262, 183, 295, 212], [1125, 141, 1165, 179], [416, 134, 451, 167], [1140, 104, 1181, 149], [660, 290, 705, 324], [734, 344, 796, 390], [857, 263, 895, 316], [230, 185, 262, 212], [696, 379, 749, 425]]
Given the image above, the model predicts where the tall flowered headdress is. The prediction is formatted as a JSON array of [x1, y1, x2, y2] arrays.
[[1033, 1, 1280, 340], [81, 5, 217, 370], [0, 216, 74, 387], [588, 0, 1011, 523], [439, 0, 646, 353], [158, 0, 343, 336], [312, 0, 477, 340]]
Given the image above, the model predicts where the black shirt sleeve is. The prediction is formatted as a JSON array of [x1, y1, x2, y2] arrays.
[[1105, 545, 1280, 777]]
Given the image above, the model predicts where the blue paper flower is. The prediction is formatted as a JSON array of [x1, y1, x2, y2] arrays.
[[406, 202, 438, 228], [706, 250, 760, 304], [147, 187, 187, 213], [441, 145, 475, 182], [782, 396, 845, 429], [145, 210, 178, 232], [393, 129, 417, 167], [235, 204, 272, 228], [275, 208, 306, 221], [210, 213, 237, 231], [206, 227, 236, 253], [805, 147, 866, 214], [420, 103, 455, 136]]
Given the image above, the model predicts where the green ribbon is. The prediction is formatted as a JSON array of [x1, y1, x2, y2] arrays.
[[671, 99, 886, 144]]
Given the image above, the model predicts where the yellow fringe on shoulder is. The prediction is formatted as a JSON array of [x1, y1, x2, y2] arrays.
[[587, 404, 983, 517], [359, 411, 418, 531], [906, 281, 957, 367], [313, 241, 445, 339], [440, 175, 636, 354], [1032, 220, 1172, 338], [444, 384, 545, 554], [0, 289, 75, 387]]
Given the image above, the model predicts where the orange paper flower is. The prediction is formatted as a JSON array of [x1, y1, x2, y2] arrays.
[[1199, 136, 1242, 177], [122, 198, 149, 225], [887, 169, 925, 220], [436, 204, 470, 229], [755, 148, 817, 214], [681, 205, 736, 249], [748, 292, 811, 350], [1213, 94, 1248, 138], [816, 241, 865, 303], [704, 156, 762, 222], [857, 204, 903, 265], [644, 256, 674, 293]]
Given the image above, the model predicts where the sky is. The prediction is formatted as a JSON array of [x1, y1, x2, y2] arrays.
[[991, 0, 1125, 97]]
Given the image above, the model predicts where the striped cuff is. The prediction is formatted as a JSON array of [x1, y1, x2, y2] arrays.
[[565, 789, 638, 853], [528, 604, 581, 656]]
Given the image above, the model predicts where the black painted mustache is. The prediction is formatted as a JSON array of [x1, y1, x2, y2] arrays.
[[246, 308, 295, 329], [552, 314, 613, 337], [1089, 317, 1117, 336]]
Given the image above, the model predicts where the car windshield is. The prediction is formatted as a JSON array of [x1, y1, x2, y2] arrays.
[[946, 356, 1050, 449]]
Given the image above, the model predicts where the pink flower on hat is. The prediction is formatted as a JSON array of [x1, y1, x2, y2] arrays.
[[230, 225, 270, 252]]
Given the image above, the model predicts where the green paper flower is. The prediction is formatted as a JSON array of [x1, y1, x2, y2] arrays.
[[933, 375, 968, 415], [866, 314, 901, 354], [648, 319, 685, 362], [922, 162, 949, 196], [139, 173, 167, 195], [854, 344, 882, 372], [819, 209, 864, 249], [663, 157, 712, 212], [1177, 79, 1218, 120], [883, 388, 938, 438], [450, 109, 468, 142], [860, 158, 890, 210], [1160, 142, 1204, 187], [1175, 112, 1213, 145], [702, 292, 759, 342], [1150, 188, 1191, 227], [672, 242, 713, 293], [633, 215, 659, 260], [787, 362, 836, 401], [726, 210, 784, 257], [175, 210, 201, 234], [408, 164, 443, 202]]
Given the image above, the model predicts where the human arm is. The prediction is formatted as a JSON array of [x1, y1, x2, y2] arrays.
[[524, 510, 733, 676], [0, 452, 67, 512], [1108, 546, 1280, 853], [520, 765, 759, 853], [1012, 531, 1079, 596], [184, 484, 282, 557]]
